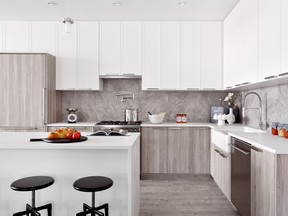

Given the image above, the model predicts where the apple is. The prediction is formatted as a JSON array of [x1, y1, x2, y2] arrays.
[[72, 132, 81, 140]]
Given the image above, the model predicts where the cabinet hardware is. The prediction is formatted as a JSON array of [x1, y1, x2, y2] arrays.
[[264, 75, 278, 80], [220, 153, 227, 158], [226, 86, 233, 89], [241, 82, 251, 85], [214, 149, 221, 154], [202, 88, 216, 90], [42, 88, 46, 126], [235, 83, 242, 87], [122, 73, 135, 76], [251, 146, 263, 152], [228, 144, 250, 155], [279, 72, 288, 77], [198, 128, 209, 130], [163, 88, 177, 90], [78, 88, 93, 90], [63, 88, 76, 90], [186, 88, 199, 90], [146, 88, 159, 90]]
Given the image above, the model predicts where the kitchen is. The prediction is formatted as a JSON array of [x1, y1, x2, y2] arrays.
[[1, 0, 288, 215]]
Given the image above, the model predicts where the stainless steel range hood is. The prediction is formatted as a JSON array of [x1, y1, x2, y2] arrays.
[[99, 74, 142, 79]]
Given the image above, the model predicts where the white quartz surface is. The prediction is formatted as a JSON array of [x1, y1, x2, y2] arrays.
[[0, 132, 140, 150], [141, 122, 213, 127], [47, 122, 95, 127]]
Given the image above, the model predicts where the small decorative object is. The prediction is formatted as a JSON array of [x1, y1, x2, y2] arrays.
[[213, 114, 226, 126], [181, 114, 187, 123], [220, 92, 239, 123], [271, 122, 279, 135], [226, 108, 235, 124]]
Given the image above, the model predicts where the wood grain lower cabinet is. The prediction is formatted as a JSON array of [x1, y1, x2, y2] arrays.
[[141, 127, 210, 174], [211, 143, 231, 200], [251, 148, 276, 216]]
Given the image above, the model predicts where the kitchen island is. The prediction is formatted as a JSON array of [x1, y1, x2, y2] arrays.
[[0, 132, 140, 216]]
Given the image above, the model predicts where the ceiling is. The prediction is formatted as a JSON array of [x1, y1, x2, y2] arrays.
[[0, 0, 239, 21]]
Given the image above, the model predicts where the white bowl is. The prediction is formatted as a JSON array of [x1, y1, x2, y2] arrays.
[[149, 114, 165, 124]]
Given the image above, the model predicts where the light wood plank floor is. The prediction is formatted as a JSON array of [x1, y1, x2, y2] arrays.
[[140, 175, 239, 216]]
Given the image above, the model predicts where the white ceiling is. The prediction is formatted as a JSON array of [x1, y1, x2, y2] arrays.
[[0, 0, 239, 21]]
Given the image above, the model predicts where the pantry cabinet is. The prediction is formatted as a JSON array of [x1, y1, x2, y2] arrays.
[[258, 0, 281, 81], [141, 127, 210, 174], [4, 21, 30, 52], [30, 21, 57, 55]]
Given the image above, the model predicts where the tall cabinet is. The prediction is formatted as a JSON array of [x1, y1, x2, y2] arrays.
[[0, 53, 59, 131]]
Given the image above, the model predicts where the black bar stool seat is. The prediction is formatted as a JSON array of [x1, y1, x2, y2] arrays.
[[73, 176, 113, 216], [11, 176, 54, 216]]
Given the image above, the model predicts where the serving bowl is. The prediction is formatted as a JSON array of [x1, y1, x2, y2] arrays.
[[148, 113, 165, 124]]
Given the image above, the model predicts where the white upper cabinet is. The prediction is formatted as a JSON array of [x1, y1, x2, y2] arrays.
[[78, 21, 102, 90], [201, 21, 223, 90], [4, 21, 30, 52], [162, 21, 181, 90], [223, 0, 258, 88], [56, 22, 78, 90], [258, 0, 281, 80], [281, 0, 288, 74], [181, 21, 201, 90], [142, 22, 162, 90], [0, 22, 3, 52], [30, 21, 57, 55], [121, 22, 142, 75], [99, 22, 121, 75]]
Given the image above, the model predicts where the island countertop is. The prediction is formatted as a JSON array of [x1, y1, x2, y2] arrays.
[[0, 132, 140, 150]]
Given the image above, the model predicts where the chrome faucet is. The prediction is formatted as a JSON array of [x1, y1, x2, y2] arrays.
[[242, 92, 264, 130]]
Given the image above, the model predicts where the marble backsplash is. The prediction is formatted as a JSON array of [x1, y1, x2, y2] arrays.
[[61, 79, 229, 123], [241, 83, 288, 129]]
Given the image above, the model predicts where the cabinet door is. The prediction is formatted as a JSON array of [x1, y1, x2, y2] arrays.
[[167, 127, 189, 173], [0, 22, 3, 52], [142, 22, 162, 90], [30, 21, 57, 55], [56, 22, 78, 90], [78, 21, 102, 90], [162, 22, 181, 90], [0, 54, 45, 127], [251, 148, 276, 216], [201, 21, 223, 90], [141, 127, 168, 173], [223, 0, 258, 88], [219, 150, 231, 200], [4, 21, 30, 52], [189, 128, 210, 173], [181, 21, 201, 90], [121, 22, 142, 75], [258, 0, 281, 80], [281, 0, 288, 73], [99, 22, 121, 75]]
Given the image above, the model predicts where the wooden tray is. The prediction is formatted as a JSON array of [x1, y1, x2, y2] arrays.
[[30, 136, 88, 143]]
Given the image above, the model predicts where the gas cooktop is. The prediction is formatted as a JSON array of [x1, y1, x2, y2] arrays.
[[96, 121, 142, 126]]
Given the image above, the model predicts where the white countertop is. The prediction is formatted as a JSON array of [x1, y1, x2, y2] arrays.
[[0, 132, 140, 150], [47, 122, 96, 127], [141, 122, 213, 127]]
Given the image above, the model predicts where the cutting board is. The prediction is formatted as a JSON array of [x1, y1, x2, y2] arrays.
[[30, 136, 88, 143]]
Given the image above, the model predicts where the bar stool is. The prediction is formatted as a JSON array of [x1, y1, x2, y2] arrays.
[[11, 176, 54, 216], [73, 176, 113, 216]]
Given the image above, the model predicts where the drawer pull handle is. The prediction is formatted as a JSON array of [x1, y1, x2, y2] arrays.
[[251, 146, 263, 152], [146, 88, 159, 90], [225, 86, 233, 89], [228, 144, 250, 155], [186, 88, 199, 90], [279, 72, 288, 77], [241, 82, 251, 85], [264, 75, 278, 80]]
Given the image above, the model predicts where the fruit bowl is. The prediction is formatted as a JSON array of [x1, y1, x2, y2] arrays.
[[149, 113, 165, 124]]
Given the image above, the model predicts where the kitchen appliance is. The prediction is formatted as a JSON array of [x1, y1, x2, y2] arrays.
[[229, 137, 251, 216], [67, 108, 78, 123], [94, 121, 141, 133], [123, 107, 139, 123]]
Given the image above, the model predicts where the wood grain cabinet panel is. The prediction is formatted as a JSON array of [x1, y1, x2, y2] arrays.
[[141, 127, 168, 173], [141, 127, 210, 174]]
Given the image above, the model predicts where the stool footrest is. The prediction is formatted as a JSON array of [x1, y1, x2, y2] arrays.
[[76, 203, 109, 216], [13, 203, 52, 216]]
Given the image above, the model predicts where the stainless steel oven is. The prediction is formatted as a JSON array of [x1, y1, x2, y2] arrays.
[[94, 121, 141, 133]]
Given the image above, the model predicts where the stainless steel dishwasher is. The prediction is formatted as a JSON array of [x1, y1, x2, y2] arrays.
[[229, 137, 251, 216]]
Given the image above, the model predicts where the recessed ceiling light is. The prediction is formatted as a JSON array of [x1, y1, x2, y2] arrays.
[[112, 1, 122, 6], [177, 2, 186, 6], [47, 1, 58, 6]]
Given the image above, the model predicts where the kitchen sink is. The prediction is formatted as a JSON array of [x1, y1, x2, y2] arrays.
[[211, 126, 266, 153]]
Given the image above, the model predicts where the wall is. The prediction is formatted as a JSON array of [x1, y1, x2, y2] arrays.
[[61, 79, 228, 123], [241, 83, 288, 129]]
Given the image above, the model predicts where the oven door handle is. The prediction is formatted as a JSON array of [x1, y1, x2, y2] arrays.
[[228, 144, 250, 155]]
